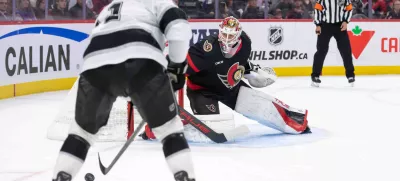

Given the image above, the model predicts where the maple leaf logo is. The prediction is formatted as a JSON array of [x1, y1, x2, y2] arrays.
[[352, 25, 363, 35], [347, 25, 375, 59]]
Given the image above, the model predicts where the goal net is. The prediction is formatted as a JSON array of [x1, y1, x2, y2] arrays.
[[47, 78, 235, 143]]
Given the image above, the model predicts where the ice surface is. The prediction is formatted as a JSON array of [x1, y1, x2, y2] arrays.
[[1, 75, 400, 181]]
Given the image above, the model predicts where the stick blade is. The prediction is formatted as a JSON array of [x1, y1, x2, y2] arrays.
[[98, 153, 108, 175], [223, 125, 250, 142], [212, 134, 228, 143]]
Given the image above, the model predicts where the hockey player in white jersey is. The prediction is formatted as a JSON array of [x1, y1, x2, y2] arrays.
[[51, 0, 195, 181]]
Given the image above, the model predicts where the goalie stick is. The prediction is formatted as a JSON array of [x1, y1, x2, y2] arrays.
[[98, 105, 249, 175], [178, 106, 250, 143]]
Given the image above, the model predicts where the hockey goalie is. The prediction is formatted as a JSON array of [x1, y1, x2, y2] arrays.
[[141, 16, 310, 141]]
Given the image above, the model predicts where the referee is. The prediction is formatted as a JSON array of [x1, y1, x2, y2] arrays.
[[311, 0, 355, 87]]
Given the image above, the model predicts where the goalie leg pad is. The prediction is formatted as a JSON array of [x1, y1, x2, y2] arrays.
[[219, 81, 251, 110], [234, 86, 308, 134]]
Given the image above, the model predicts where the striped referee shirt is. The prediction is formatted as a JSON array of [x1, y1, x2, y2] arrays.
[[314, 0, 353, 25]]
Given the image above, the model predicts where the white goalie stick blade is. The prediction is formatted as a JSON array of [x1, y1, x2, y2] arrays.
[[221, 125, 250, 142], [178, 106, 250, 143]]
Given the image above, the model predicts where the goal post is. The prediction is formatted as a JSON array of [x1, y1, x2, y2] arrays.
[[47, 78, 184, 142]]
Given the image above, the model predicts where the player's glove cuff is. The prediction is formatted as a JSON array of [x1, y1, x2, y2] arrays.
[[245, 62, 262, 73], [167, 55, 187, 91]]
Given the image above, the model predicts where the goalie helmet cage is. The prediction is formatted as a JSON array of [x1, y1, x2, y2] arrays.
[[47, 78, 184, 142]]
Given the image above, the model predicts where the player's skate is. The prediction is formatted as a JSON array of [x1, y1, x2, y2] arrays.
[[311, 76, 321, 87], [174, 171, 195, 181], [52, 171, 72, 181], [348, 77, 355, 87]]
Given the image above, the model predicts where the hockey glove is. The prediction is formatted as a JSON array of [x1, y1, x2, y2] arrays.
[[244, 62, 277, 88], [166, 55, 188, 91]]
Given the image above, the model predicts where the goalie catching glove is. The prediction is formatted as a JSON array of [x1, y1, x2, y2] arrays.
[[244, 62, 277, 88], [166, 55, 188, 91]]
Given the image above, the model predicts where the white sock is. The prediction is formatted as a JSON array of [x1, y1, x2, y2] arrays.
[[166, 149, 195, 179], [52, 152, 84, 180]]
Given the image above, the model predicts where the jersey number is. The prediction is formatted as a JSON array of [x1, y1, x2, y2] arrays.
[[105, 2, 123, 23], [96, 2, 123, 26]]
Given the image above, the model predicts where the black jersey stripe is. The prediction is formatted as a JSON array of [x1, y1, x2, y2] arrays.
[[334, 0, 339, 23], [83, 29, 161, 57], [159, 7, 188, 34]]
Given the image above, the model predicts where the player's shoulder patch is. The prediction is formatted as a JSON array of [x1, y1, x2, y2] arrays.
[[200, 35, 218, 52], [203, 40, 213, 52]]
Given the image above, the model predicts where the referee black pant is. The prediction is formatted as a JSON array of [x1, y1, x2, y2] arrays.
[[312, 22, 355, 78]]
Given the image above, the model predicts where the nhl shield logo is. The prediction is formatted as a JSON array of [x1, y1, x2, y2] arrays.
[[268, 27, 283, 46]]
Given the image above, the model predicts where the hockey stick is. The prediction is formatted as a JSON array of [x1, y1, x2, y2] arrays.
[[98, 105, 248, 174], [178, 106, 250, 143], [98, 120, 145, 175]]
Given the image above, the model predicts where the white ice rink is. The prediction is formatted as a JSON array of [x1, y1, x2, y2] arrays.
[[1, 75, 400, 181]]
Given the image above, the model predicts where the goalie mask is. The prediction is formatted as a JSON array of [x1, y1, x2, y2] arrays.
[[218, 16, 242, 54]]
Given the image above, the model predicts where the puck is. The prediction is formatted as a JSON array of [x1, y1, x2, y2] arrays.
[[85, 173, 95, 181]]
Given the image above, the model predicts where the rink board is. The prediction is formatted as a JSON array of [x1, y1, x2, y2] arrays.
[[1, 63, 399, 100], [0, 20, 399, 99]]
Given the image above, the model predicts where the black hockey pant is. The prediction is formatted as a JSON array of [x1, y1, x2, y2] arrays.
[[75, 59, 178, 134], [186, 81, 251, 115]]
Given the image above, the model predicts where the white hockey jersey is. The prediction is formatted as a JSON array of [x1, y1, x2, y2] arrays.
[[81, 0, 192, 72]]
